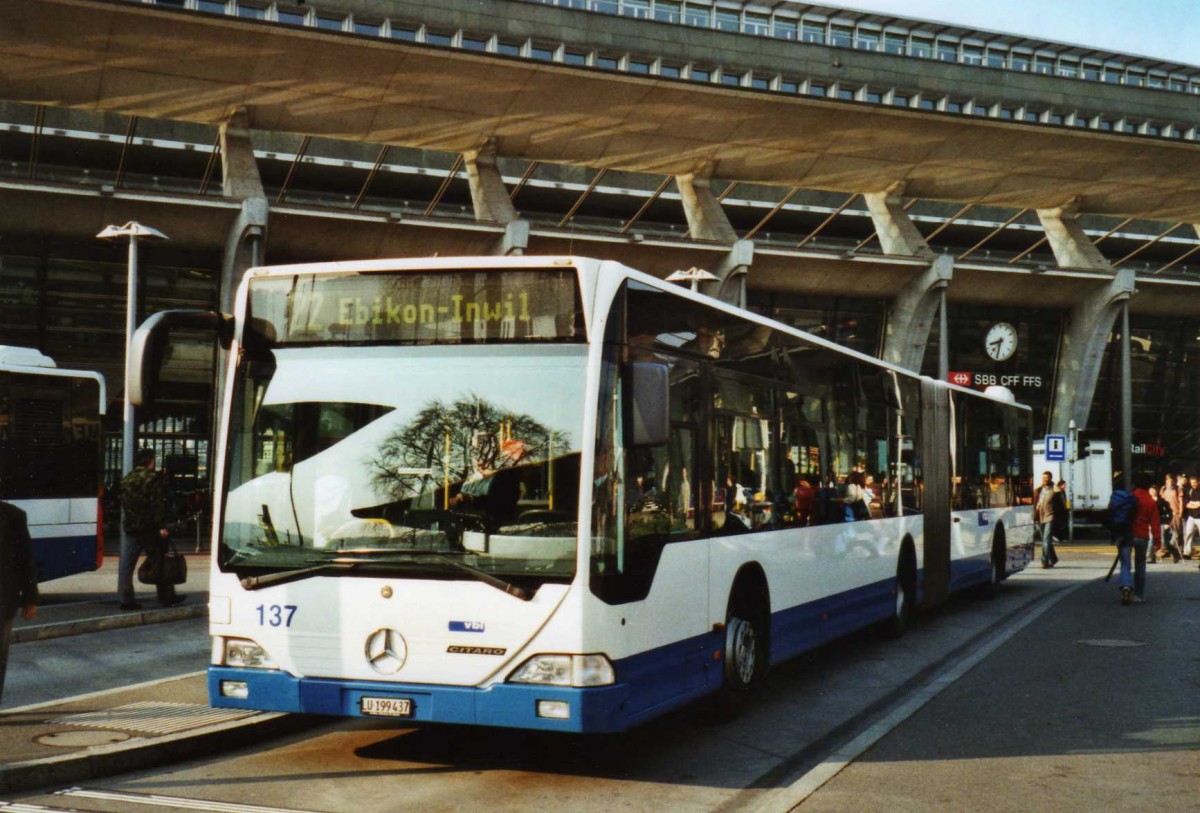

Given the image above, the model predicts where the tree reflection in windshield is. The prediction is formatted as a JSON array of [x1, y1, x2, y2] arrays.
[[221, 347, 586, 582]]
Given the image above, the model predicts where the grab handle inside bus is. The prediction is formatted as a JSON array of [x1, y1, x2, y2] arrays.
[[130, 309, 233, 407], [625, 361, 669, 448]]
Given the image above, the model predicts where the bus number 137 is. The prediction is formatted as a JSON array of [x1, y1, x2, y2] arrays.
[[256, 604, 298, 627]]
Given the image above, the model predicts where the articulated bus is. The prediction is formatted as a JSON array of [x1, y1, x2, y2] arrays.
[[131, 257, 1034, 733], [0, 347, 106, 582]]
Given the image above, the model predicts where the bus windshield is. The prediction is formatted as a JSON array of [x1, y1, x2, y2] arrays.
[[220, 344, 587, 591]]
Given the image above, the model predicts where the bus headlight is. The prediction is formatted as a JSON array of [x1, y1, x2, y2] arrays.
[[508, 654, 615, 687], [222, 638, 278, 670]]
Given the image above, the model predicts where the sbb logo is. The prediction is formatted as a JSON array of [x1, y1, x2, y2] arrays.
[[949, 371, 972, 386]]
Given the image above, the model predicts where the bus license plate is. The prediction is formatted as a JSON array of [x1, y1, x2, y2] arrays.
[[361, 697, 413, 718]]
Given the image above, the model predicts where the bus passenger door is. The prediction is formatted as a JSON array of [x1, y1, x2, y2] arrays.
[[920, 380, 951, 608]]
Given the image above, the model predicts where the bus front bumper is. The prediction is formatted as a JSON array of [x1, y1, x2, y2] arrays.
[[208, 666, 631, 733]]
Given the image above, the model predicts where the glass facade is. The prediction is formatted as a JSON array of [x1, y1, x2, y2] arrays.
[[0, 245, 219, 498]]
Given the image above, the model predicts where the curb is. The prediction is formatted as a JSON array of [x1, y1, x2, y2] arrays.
[[0, 711, 314, 796], [12, 605, 207, 644]]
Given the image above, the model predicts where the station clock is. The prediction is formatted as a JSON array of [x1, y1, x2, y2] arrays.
[[984, 322, 1018, 361]]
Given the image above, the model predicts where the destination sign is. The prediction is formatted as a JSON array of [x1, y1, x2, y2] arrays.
[[247, 269, 584, 346]]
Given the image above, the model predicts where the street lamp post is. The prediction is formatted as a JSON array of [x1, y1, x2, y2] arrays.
[[665, 266, 719, 293], [96, 221, 168, 476]]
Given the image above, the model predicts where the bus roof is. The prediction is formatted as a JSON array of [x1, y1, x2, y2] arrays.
[[0, 346, 56, 368], [0, 346, 107, 413]]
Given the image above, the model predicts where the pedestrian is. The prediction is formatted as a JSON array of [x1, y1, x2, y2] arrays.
[[793, 477, 814, 527], [1114, 474, 1160, 605], [1047, 479, 1068, 562], [1161, 473, 1183, 557], [1153, 483, 1182, 563], [0, 500, 38, 704], [117, 448, 186, 610], [1182, 474, 1200, 560], [1034, 471, 1057, 568]]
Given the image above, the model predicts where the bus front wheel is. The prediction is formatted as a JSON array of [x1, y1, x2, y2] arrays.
[[714, 583, 769, 719]]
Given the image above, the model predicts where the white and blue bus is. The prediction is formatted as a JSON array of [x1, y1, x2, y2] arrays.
[[131, 257, 1033, 733], [0, 347, 106, 582]]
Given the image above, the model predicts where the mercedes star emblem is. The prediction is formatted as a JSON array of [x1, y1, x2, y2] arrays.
[[364, 628, 408, 675]]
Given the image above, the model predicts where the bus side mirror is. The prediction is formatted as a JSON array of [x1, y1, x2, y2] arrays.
[[624, 361, 669, 448], [130, 310, 233, 407]]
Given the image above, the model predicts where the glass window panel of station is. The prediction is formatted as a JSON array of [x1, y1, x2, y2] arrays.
[[773, 18, 797, 40], [621, 0, 651, 19], [0, 256, 41, 347], [683, 3, 710, 28], [1010, 51, 1031, 72], [883, 32, 906, 55], [936, 39, 958, 62], [830, 25, 853, 48], [715, 8, 740, 32], [801, 20, 825, 44], [911, 37, 932, 58], [275, 5, 307, 26], [856, 29, 879, 51], [986, 48, 1007, 69], [961, 45, 983, 65], [744, 12, 769, 35], [235, 2, 266, 20], [654, 1, 681, 23], [315, 13, 346, 31]]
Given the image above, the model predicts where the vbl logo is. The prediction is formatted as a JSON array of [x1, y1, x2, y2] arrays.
[[449, 620, 485, 633]]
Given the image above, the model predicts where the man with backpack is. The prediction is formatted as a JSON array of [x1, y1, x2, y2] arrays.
[[1109, 474, 1160, 605]]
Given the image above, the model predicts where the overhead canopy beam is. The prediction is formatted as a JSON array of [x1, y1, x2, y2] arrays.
[[5, 0, 1200, 220]]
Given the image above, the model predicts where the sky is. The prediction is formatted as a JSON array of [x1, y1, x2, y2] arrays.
[[820, 0, 1200, 66]]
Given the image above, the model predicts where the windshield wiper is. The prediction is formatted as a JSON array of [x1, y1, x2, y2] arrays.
[[237, 553, 532, 600], [239, 560, 358, 590], [418, 552, 533, 601]]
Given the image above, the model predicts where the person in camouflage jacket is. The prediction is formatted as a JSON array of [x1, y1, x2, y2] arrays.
[[117, 448, 184, 610]]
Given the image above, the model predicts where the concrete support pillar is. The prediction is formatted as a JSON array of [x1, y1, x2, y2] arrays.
[[216, 114, 269, 435], [493, 219, 530, 257], [1037, 203, 1110, 270], [1036, 202, 1136, 436], [881, 254, 954, 372], [676, 168, 738, 245], [220, 111, 264, 203], [700, 239, 754, 307], [1048, 268, 1136, 434], [464, 143, 517, 224], [218, 114, 268, 314], [863, 185, 933, 259]]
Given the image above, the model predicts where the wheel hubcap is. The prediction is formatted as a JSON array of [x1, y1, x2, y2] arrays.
[[730, 618, 756, 685]]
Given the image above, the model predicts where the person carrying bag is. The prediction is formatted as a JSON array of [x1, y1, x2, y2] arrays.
[[117, 448, 186, 610]]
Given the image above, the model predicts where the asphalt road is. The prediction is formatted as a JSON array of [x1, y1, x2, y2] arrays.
[[794, 561, 1200, 812], [3, 552, 1197, 812], [3, 617, 209, 709]]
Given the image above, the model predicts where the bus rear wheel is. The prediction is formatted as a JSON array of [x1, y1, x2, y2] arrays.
[[884, 546, 916, 639]]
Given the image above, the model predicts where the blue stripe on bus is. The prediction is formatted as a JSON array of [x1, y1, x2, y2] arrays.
[[209, 553, 1030, 733], [31, 534, 100, 582]]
